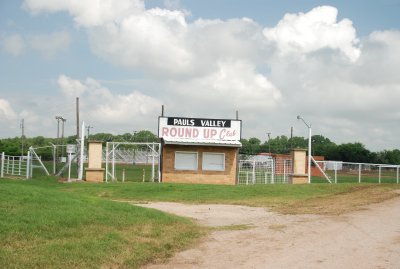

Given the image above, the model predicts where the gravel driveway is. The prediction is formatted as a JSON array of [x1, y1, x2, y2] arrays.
[[139, 197, 400, 269]]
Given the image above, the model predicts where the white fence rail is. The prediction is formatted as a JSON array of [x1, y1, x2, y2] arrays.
[[238, 158, 292, 185], [105, 142, 161, 183], [314, 161, 400, 184], [0, 152, 30, 179], [102, 149, 158, 164]]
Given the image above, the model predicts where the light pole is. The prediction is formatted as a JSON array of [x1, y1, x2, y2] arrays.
[[86, 125, 93, 140], [267, 132, 271, 154], [297, 115, 312, 184]]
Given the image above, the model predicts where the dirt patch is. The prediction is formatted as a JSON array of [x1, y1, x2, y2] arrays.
[[139, 196, 400, 269], [277, 186, 400, 215]]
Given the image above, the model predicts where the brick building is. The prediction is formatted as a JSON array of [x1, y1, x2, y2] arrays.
[[159, 116, 242, 185], [258, 152, 325, 177]]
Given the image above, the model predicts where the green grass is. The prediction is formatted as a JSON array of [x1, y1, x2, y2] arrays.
[[54, 179, 399, 209], [31, 161, 157, 182], [0, 178, 203, 269], [1, 176, 399, 268], [312, 173, 399, 184]]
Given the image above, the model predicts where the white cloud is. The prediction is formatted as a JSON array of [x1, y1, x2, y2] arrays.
[[23, 0, 145, 27], [16, 2, 400, 150], [167, 60, 281, 114], [352, 30, 400, 86], [23, 0, 264, 77], [0, 99, 42, 137], [29, 31, 71, 58], [0, 99, 18, 121], [88, 7, 192, 75], [58, 75, 87, 97], [2, 34, 26, 56], [57, 75, 162, 127], [263, 6, 360, 62]]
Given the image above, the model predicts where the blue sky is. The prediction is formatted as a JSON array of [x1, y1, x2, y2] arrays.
[[0, 0, 400, 151]]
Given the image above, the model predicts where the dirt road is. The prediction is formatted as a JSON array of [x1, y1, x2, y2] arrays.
[[139, 197, 400, 269]]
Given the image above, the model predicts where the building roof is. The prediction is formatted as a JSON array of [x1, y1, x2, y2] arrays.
[[163, 137, 242, 147]]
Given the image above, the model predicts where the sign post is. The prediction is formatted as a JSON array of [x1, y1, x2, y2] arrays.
[[66, 144, 76, 181]]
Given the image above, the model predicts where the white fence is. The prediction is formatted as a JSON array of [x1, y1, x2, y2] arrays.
[[105, 142, 161, 182], [102, 149, 158, 164], [314, 161, 400, 184], [0, 152, 30, 179], [238, 158, 292, 185]]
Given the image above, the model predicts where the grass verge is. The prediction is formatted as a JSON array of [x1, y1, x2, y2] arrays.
[[1, 177, 399, 268], [56, 181, 400, 215], [0, 179, 203, 269]]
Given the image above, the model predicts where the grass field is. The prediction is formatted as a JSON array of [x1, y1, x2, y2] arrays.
[[312, 173, 399, 184], [0, 178, 203, 269], [1, 176, 399, 268]]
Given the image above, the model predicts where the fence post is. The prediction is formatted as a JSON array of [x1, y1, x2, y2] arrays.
[[358, 164, 361, 183], [152, 144, 155, 182], [11, 156, 15, 175], [271, 159, 275, 184], [252, 160, 256, 184], [378, 166, 381, 184], [283, 160, 287, 183], [112, 144, 116, 182], [334, 162, 337, 184], [26, 150, 31, 179], [18, 156, 22, 176], [1, 152, 4, 178], [397, 167, 399, 184]]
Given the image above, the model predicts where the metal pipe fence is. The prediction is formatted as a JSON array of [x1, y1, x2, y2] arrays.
[[313, 161, 400, 184], [238, 159, 292, 185], [0, 152, 30, 179]]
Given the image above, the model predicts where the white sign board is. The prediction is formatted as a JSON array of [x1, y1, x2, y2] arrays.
[[66, 144, 77, 154], [158, 117, 241, 141]]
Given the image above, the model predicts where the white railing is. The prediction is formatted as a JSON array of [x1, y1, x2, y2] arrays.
[[238, 158, 292, 185], [0, 152, 30, 179], [314, 161, 400, 184]]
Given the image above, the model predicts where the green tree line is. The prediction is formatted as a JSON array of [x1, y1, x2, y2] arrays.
[[0, 130, 158, 160], [240, 134, 400, 164], [1, 132, 399, 164]]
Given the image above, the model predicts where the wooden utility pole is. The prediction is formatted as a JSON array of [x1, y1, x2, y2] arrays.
[[20, 119, 25, 155], [76, 97, 80, 139], [76, 97, 80, 176]]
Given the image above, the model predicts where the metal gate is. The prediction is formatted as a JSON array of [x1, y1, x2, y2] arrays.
[[0, 152, 30, 179], [105, 142, 161, 182], [238, 158, 292, 185]]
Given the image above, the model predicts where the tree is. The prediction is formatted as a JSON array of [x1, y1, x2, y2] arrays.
[[267, 135, 289, 154], [240, 138, 261, 155], [288, 136, 307, 150], [311, 135, 336, 157], [327, 142, 371, 163], [133, 130, 158, 142], [373, 149, 400, 164]]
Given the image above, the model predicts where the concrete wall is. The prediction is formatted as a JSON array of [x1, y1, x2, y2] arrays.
[[161, 144, 238, 185]]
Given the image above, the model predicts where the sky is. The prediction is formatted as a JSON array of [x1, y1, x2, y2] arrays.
[[0, 0, 400, 151]]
